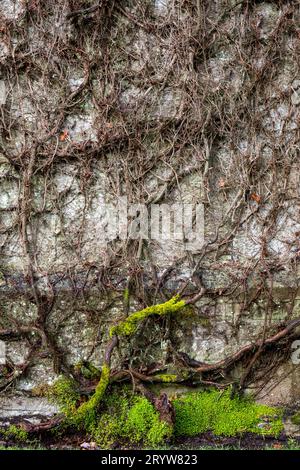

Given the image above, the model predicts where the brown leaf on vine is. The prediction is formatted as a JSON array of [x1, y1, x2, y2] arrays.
[[250, 192, 261, 203], [59, 130, 68, 142]]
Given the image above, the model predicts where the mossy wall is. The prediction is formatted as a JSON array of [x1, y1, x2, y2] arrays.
[[0, 0, 300, 422]]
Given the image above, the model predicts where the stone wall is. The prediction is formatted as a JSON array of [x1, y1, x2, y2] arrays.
[[0, 0, 300, 423]]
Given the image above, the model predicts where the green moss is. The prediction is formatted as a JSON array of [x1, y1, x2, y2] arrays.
[[50, 365, 111, 431], [291, 412, 300, 425], [173, 389, 283, 437], [74, 361, 101, 380], [31, 383, 51, 397], [110, 295, 186, 337], [2, 425, 28, 442], [198, 317, 211, 328], [90, 387, 131, 448], [74, 364, 110, 429], [48, 376, 80, 419], [124, 397, 172, 446], [123, 287, 130, 303], [153, 374, 178, 383], [50, 379, 171, 449], [50, 380, 284, 448], [178, 304, 194, 317], [92, 391, 172, 449]]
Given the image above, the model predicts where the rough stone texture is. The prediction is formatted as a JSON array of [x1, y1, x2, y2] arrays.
[[0, 393, 57, 425], [0, 0, 300, 421], [284, 416, 300, 438]]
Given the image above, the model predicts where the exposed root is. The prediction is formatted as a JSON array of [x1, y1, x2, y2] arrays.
[[136, 381, 175, 428]]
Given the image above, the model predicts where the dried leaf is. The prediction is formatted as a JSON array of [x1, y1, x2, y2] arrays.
[[59, 129, 68, 142], [250, 192, 261, 203]]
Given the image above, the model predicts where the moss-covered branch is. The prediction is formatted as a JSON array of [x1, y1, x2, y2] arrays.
[[74, 363, 111, 427], [50, 297, 186, 431], [110, 295, 186, 337], [72, 336, 118, 428]]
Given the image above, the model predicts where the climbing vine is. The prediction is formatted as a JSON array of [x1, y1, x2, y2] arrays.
[[0, 0, 300, 442]]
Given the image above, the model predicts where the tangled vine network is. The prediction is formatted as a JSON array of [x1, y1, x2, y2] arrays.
[[0, 0, 300, 430]]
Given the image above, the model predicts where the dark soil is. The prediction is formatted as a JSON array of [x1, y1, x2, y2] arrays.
[[174, 431, 296, 450], [1, 431, 299, 450]]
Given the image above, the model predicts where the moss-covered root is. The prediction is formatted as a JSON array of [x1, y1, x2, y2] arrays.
[[74, 336, 118, 428], [75, 364, 111, 427], [110, 295, 186, 337]]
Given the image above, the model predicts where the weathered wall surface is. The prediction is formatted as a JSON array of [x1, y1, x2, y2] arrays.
[[0, 0, 300, 425]]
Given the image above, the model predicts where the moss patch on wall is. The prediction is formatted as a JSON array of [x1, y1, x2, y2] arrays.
[[0, 425, 28, 443], [50, 383, 172, 448], [173, 389, 283, 437], [93, 391, 172, 448], [291, 412, 300, 426], [50, 380, 283, 448], [48, 376, 80, 419]]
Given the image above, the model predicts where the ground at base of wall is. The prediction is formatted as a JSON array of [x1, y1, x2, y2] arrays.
[[0, 433, 300, 451]]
